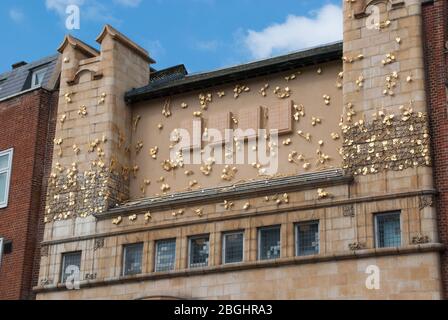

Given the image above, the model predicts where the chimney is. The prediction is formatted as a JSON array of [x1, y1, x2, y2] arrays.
[[12, 61, 27, 69]]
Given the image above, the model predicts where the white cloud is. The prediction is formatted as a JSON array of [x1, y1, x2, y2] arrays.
[[45, 0, 85, 16], [145, 40, 165, 59], [243, 4, 342, 59], [195, 40, 220, 52], [45, 0, 120, 24], [113, 0, 142, 7], [9, 8, 25, 23]]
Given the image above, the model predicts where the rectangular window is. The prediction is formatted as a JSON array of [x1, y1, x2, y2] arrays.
[[31, 67, 47, 88], [258, 226, 281, 260], [122, 243, 143, 276], [375, 212, 401, 248], [222, 231, 244, 264], [155, 239, 176, 272], [60, 251, 81, 284], [0, 149, 13, 209], [296, 221, 319, 256], [0, 237, 4, 267], [189, 235, 209, 268]]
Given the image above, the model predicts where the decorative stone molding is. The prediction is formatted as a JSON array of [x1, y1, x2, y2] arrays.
[[352, 0, 405, 19], [85, 273, 97, 280], [348, 241, 366, 250], [41, 245, 49, 257], [341, 112, 431, 176], [342, 204, 355, 217], [45, 167, 127, 222], [67, 68, 103, 86], [412, 234, 431, 244], [94, 238, 105, 251], [419, 195, 434, 210]]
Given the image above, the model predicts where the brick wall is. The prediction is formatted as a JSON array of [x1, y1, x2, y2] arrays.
[[0, 88, 58, 300], [422, 0, 448, 300]]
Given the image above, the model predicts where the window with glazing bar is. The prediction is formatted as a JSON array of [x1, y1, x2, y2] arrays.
[[155, 239, 176, 272], [258, 226, 281, 260], [189, 235, 209, 268], [122, 243, 143, 276], [375, 212, 401, 248], [222, 231, 244, 264], [60, 251, 81, 283], [296, 221, 319, 256]]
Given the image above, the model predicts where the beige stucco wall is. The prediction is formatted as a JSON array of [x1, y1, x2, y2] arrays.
[[130, 61, 344, 198]]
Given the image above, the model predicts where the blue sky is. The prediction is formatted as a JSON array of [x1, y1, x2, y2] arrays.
[[0, 0, 342, 74]]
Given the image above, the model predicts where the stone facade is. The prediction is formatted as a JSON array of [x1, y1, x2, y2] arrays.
[[35, 0, 445, 300]]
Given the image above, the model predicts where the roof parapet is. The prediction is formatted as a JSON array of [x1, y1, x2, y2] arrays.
[[96, 24, 156, 64], [57, 35, 100, 58]]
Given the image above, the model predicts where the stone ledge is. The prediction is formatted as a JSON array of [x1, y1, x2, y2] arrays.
[[33, 243, 445, 294], [96, 169, 353, 219]]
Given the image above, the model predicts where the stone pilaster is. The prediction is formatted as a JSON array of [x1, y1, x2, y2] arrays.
[[44, 25, 153, 223], [341, 0, 431, 176]]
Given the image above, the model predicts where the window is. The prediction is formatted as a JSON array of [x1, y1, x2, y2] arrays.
[[0, 149, 13, 209], [0, 237, 4, 267], [222, 231, 244, 264], [122, 243, 143, 276], [375, 212, 401, 248], [31, 67, 47, 88], [189, 235, 209, 268], [60, 251, 81, 284], [296, 221, 319, 256], [155, 239, 176, 272], [258, 226, 281, 260]]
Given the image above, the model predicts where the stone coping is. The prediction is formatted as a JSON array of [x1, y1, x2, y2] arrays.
[[96, 169, 353, 219], [33, 243, 445, 294]]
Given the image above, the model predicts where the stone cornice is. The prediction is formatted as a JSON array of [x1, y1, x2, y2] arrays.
[[96, 169, 353, 219]]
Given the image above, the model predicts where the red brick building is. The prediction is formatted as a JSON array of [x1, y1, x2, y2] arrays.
[[0, 55, 60, 299], [422, 0, 448, 299]]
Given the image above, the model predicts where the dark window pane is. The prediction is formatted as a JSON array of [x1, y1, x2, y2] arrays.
[[259, 227, 281, 260], [61, 252, 81, 283], [155, 239, 176, 272], [123, 243, 143, 276], [376, 212, 401, 248], [223, 232, 244, 264], [189, 236, 209, 268], [297, 221, 319, 256]]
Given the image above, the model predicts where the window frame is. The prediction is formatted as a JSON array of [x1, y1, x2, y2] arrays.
[[374, 211, 402, 248], [31, 67, 47, 88], [60, 251, 82, 284], [0, 237, 4, 267], [154, 238, 176, 273], [0, 148, 14, 209], [188, 234, 210, 269], [295, 220, 320, 256], [122, 242, 144, 276], [222, 231, 245, 265], [257, 225, 281, 261]]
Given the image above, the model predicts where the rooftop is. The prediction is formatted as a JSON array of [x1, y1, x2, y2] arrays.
[[0, 54, 60, 101], [125, 41, 343, 103]]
